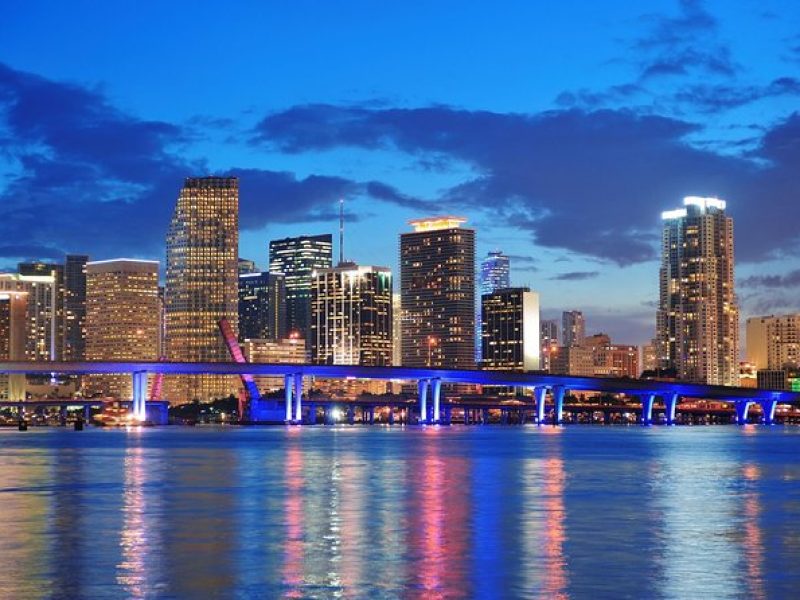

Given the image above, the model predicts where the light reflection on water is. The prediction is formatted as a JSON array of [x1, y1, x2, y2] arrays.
[[0, 426, 799, 598]]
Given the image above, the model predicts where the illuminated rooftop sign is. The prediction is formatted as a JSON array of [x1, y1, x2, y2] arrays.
[[408, 216, 467, 232]]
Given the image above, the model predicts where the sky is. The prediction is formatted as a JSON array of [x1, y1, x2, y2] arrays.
[[1, 0, 799, 346]]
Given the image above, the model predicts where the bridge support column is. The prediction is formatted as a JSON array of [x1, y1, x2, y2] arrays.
[[640, 393, 656, 425], [552, 386, 566, 425], [84, 405, 91, 423], [735, 401, 752, 424], [664, 393, 679, 425], [132, 371, 148, 422], [418, 379, 429, 424], [284, 374, 294, 422], [534, 386, 547, 424], [293, 373, 303, 423], [431, 378, 442, 423], [760, 399, 778, 425]]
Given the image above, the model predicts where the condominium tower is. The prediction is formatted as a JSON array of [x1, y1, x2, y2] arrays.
[[481, 287, 540, 371], [63, 255, 88, 361], [165, 176, 239, 402], [657, 196, 738, 385], [400, 217, 475, 369], [562, 310, 585, 348], [477, 250, 511, 362]]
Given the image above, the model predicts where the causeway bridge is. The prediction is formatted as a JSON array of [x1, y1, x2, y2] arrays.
[[0, 361, 798, 426]]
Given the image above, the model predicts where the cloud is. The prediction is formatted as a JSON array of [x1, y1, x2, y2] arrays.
[[674, 77, 800, 113], [740, 269, 800, 289], [549, 271, 599, 281], [254, 102, 800, 265]]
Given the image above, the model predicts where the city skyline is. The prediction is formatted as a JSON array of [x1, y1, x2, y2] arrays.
[[2, 1, 800, 347]]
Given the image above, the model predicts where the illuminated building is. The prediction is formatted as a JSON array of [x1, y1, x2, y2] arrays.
[[0, 291, 27, 400], [238, 272, 286, 341], [269, 234, 333, 342], [63, 255, 88, 361], [0, 272, 58, 361], [540, 319, 559, 372], [746, 313, 800, 390], [238, 258, 257, 275], [392, 293, 403, 366], [242, 336, 307, 392], [641, 338, 658, 374], [477, 250, 511, 361], [583, 333, 640, 378], [657, 196, 739, 385], [739, 361, 757, 388], [165, 176, 239, 403], [561, 310, 585, 347], [310, 262, 392, 366], [84, 259, 159, 399], [481, 287, 540, 371], [400, 217, 475, 369], [551, 345, 594, 377]]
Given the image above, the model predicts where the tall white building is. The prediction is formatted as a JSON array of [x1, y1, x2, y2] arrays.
[[746, 314, 800, 371], [657, 196, 739, 385]]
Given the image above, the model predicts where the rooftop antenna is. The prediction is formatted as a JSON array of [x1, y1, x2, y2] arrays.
[[339, 197, 344, 265]]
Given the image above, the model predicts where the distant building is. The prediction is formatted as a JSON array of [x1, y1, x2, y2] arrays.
[[0, 272, 59, 361], [19, 262, 66, 360], [540, 319, 559, 372], [63, 254, 88, 362], [84, 259, 159, 399], [238, 272, 286, 342], [746, 314, 800, 371], [562, 310, 585, 347], [657, 197, 738, 385], [238, 258, 257, 275], [641, 338, 658, 374], [481, 287, 540, 371], [551, 345, 594, 377], [0, 291, 28, 400], [401, 217, 475, 369], [165, 176, 240, 403], [739, 362, 757, 388], [242, 337, 307, 393], [392, 293, 402, 367], [269, 234, 333, 342], [310, 262, 392, 366], [583, 334, 639, 378], [757, 370, 787, 391], [477, 250, 511, 361]]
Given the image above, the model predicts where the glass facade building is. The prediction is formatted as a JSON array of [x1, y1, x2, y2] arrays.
[[238, 271, 286, 342]]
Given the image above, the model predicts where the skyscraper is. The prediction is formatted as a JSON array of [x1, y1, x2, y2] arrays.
[[477, 250, 511, 361], [0, 291, 27, 400], [84, 259, 160, 399], [481, 287, 540, 371], [540, 319, 559, 372], [269, 234, 333, 341], [562, 310, 585, 347], [19, 261, 65, 360], [746, 314, 800, 371], [165, 176, 239, 403], [238, 271, 286, 341], [401, 217, 475, 369], [0, 272, 58, 361], [657, 196, 738, 385], [63, 254, 88, 362], [310, 262, 392, 366]]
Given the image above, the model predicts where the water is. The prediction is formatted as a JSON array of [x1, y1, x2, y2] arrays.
[[0, 425, 799, 599]]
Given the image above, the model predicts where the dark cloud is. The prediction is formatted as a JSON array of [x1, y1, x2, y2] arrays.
[[740, 270, 800, 289], [254, 102, 800, 265], [674, 78, 800, 113], [549, 271, 600, 281]]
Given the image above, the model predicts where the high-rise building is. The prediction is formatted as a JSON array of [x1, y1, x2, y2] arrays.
[[540, 319, 559, 372], [583, 333, 640, 378], [238, 272, 286, 341], [84, 259, 160, 399], [481, 287, 540, 371], [0, 272, 58, 361], [242, 336, 307, 392], [746, 314, 800, 371], [310, 262, 393, 366], [551, 345, 594, 377], [63, 254, 88, 362], [657, 196, 738, 385], [269, 234, 333, 341], [392, 293, 403, 367], [562, 310, 585, 347], [641, 338, 658, 374], [165, 176, 239, 403], [0, 291, 28, 400], [238, 258, 257, 275], [401, 217, 476, 369], [477, 250, 511, 362], [19, 262, 65, 360]]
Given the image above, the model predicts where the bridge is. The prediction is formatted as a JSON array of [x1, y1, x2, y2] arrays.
[[1, 361, 798, 426]]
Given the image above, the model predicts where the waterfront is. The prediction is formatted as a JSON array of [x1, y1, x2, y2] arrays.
[[0, 426, 799, 599]]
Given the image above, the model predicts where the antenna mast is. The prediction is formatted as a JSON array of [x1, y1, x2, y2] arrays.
[[339, 197, 344, 265]]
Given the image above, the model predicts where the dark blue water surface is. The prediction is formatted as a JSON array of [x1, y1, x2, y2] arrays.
[[1, 425, 799, 599]]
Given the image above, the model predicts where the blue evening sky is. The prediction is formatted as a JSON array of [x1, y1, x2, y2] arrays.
[[1, 0, 799, 345]]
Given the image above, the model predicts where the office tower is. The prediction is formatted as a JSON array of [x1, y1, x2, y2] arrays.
[[477, 250, 511, 362], [269, 234, 333, 341], [392, 293, 403, 367], [157, 286, 165, 358], [0, 291, 28, 400], [165, 176, 239, 403], [63, 254, 88, 361], [242, 337, 307, 392], [19, 262, 65, 360], [540, 319, 559, 372], [0, 272, 58, 361], [657, 196, 739, 385], [310, 262, 392, 366], [562, 310, 585, 347], [84, 259, 160, 398], [238, 258, 257, 275], [481, 287, 540, 371], [238, 271, 286, 341], [401, 217, 476, 369]]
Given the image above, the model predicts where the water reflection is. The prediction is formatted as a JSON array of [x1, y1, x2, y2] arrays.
[[742, 463, 765, 600], [282, 440, 305, 597]]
